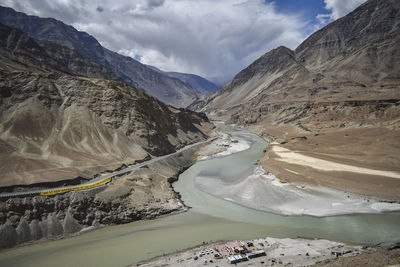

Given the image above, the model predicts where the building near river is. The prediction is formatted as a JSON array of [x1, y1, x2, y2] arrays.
[[214, 240, 267, 264]]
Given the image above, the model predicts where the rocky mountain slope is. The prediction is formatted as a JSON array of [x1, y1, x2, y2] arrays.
[[164, 72, 218, 94], [0, 23, 119, 80], [0, 72, 212, 187], [0, 21, 214, 248], [192, 0, 400, 198], [147, 65, 219, 94], [0, 143, 203, 248], [193, 0, 400, 117], [0, 6, 200, 108], [0, 22, 213, 187]]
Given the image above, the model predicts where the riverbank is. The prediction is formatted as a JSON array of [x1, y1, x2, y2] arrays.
[[248, 123, 400, 200], [0, 140, 210, 248], [1, 123, 400, 267], [195, 123, 250, 161], [192, 125, 400, 217], [133, 237, 400, 267]]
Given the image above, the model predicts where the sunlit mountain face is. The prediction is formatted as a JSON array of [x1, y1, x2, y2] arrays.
[[0, 1, 399, 267]]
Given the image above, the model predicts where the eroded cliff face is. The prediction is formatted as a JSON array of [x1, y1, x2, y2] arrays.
[[0, 71, 212, 187], [0, 144, 203, 248]]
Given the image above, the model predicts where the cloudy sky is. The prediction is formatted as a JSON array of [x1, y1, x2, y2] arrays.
[[1, 0, 366, 81]]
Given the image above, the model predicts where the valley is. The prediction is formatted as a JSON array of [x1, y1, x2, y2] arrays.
[[0, 124, 400, 266], [192, 0, 400, 201], [0, 0, 400, 266]]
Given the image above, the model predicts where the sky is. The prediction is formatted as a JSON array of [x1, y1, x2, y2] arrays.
[[1, 0, 367, 80]]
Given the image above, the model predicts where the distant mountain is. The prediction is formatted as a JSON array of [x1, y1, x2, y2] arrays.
[[0, 6, 199, 107], [0, 23, 119, 80], [164, 72, 218, 94], [207, 75, 234, 88], [146, 65, 218, 94], [0, 22, 213, 187]]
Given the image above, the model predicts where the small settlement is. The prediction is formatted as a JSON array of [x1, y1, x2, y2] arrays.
[[196, 240, 267, 264], [136, 237, 372, 267]]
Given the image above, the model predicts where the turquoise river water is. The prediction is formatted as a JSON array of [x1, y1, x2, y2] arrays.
[[0, 124, 399, 267]]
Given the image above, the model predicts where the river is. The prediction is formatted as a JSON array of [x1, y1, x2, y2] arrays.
[[0, 124, 399, 267]]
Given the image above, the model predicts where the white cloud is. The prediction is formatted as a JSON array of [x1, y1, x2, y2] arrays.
[[2, 0, 308, 79], [318, 0, 367, 24]]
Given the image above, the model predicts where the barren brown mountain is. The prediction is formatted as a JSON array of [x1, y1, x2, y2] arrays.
[[192, 0, 400, 199], [0, 6, 205, 108], [0, 21, 215, 247], [0, 23, 213, 187]]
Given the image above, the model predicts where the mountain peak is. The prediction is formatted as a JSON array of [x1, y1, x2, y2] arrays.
[[295, 0, 400, 68], [0, 6, 203, 108], [193, 0, 400, 119]]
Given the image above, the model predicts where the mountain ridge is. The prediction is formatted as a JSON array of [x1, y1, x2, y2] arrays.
[[191, 0, 400, 199], [0, 23, 119, 80], [0, 22, 213, 187], [164, 71, 219, 94], [192, 0, 400, 115], [146, 65, 219, 94], [0, 6, 201, 107]]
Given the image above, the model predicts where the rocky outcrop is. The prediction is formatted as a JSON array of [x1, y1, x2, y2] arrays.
[[0, 6, 201, 107], [0, 142, 204, 248], [228, 99, 400, 131]]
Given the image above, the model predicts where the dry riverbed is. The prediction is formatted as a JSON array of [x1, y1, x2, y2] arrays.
[[133, 237, 400, 267]]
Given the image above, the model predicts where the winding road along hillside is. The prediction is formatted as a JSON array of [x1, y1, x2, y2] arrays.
[[0, 139, 212, 199]]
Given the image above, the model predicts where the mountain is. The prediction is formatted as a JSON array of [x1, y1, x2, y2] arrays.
[[207, 74, 234, 88], [146, 65, 218, 94], [164, 72, 218, 94], [0, 22, 213, 187], [0, 23, 119, 80], [0, 6, 199, 108], [192, 0, 400, 199]]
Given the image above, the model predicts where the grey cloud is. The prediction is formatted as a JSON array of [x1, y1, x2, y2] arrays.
[[147, 0, 164, 8], [2, 0, 85, 25], [2, 0, 308, 79], [96, 6, 104, 12]]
